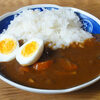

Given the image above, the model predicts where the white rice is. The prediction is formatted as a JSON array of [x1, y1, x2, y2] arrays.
[[2, 8, 93, 49]]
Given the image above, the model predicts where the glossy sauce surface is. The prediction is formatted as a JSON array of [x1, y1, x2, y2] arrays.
[[0, 37, 100, 89]]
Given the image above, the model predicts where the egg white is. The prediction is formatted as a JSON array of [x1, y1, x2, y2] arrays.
[[16, 38, 44, 66], [0, 34, 19, 62]]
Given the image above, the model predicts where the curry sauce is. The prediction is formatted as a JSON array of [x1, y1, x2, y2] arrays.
[[0, 36, 100, 89]]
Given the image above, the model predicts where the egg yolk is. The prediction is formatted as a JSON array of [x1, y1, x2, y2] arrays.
[[0, 38, 17, 55], [21, 41, 39, 57]]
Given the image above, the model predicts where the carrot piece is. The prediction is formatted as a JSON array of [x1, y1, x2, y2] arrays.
[[19, 66, 30, 72], [57, 58, 78, 71], [33, 60, 53, 71], [67, 63, 77, 71]]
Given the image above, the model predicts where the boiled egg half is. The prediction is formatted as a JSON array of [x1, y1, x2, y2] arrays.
[[0, 34, 19, 62], [16, 38, 44, 66]]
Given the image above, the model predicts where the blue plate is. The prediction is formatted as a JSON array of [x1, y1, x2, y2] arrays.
[[0, 4, 100, 94]]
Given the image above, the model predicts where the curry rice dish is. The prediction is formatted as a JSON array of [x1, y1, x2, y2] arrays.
[[0, 8, 100, 89]]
